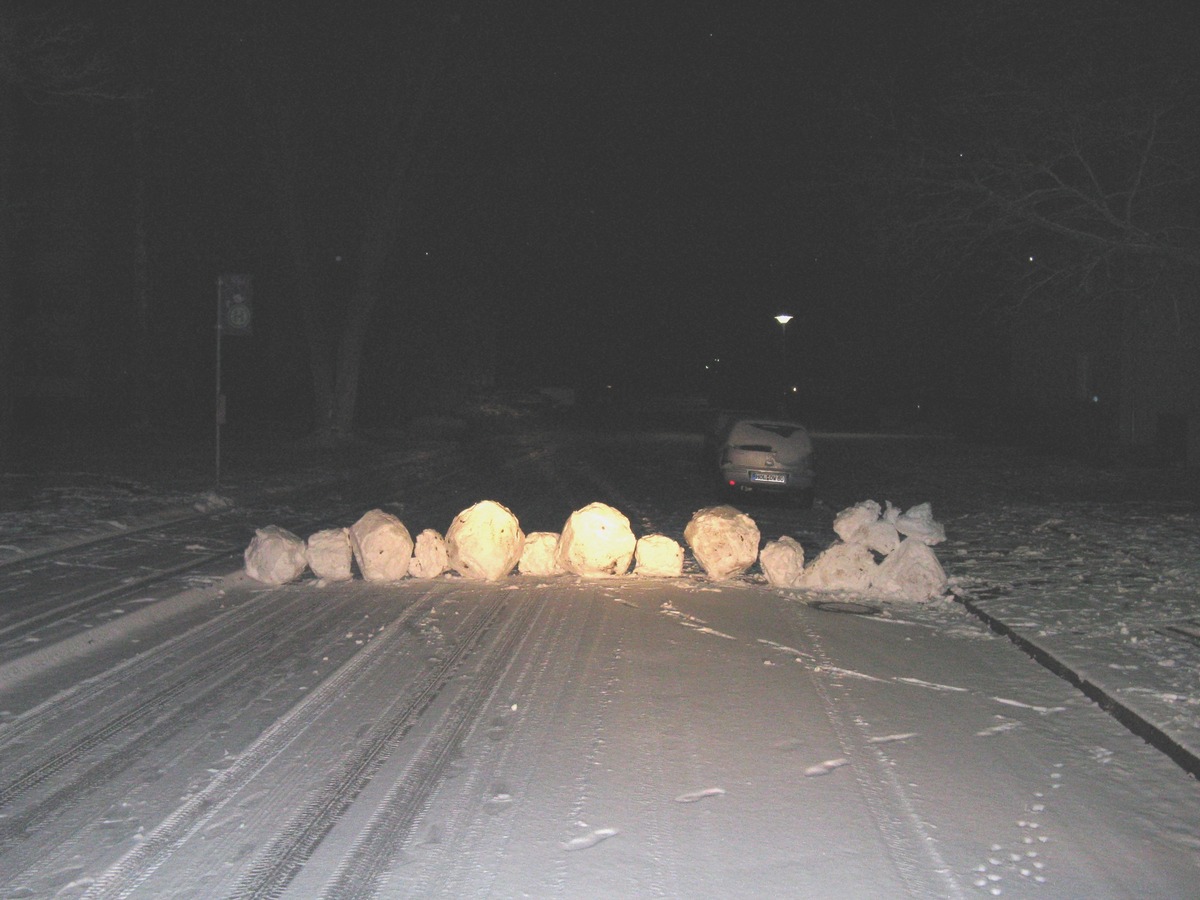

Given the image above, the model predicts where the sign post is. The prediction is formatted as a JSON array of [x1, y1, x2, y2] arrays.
[[215, 274, 253, 489]]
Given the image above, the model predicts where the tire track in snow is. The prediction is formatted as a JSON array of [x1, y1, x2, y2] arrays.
[[0, 588, 349, 861], [376, 590, 594, 897], [793, 613, 966, 899], [77, 589, 449, 899], [309, 593, 547, 898]]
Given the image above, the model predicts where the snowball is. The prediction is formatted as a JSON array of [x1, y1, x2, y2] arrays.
[[556, 502, 636, 577], [634, 533, 684, 577], [801, 541, 876, 593], [872, 538, 948, 601], [759, 535, 806, 588], [306, 527, 353, 581], [245, 525, 308, 585], [684, 505, 760, 580], [446, 500, 525, 581], [895, 502, 946, 545], [349, 509, 414, 582], [409, 528, 449, 579], [520, 532, 563, 576], [833, 500, 881, 543]]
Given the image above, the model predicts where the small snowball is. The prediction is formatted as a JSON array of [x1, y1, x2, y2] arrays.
[[634, 534, 685, 577], [245, 525, 308, 585], [759, 535, 806, 588]]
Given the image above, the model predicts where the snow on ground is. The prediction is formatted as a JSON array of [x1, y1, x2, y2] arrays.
[[2, 423, 1199, 896], [2, 427, 1198, 771]]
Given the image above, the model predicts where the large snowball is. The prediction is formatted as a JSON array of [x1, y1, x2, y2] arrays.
[[409, 528, 449, 579], [520, 532, 563, 576], [684, 505, 760, 580], [872, 538, 948, 601], [801, 541, 876, 593], [349, 509, 414, 582], [759, 535, 806, 588], [306, 527, 353, 581], [634, 534, 684, 577], [446, 500, 525, 581], [556, 502, 636, 577], [895, 502, 946, 545], [245, 525, 308, 585]]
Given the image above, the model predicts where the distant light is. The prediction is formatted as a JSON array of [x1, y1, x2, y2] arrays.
[[791, 386, 798, 393], [775, 314, 793, 325], [334, 255, 343, 262], [1092, 395, 1100, 403], [1028, 255, 1035, 262]]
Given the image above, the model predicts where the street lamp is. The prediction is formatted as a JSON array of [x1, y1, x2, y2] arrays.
[[774, 313, 793, 354]]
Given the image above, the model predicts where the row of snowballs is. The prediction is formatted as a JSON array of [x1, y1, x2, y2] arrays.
[[244, 499, 948, 601]]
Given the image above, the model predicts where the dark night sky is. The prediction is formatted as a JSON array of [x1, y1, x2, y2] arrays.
[[406, 3, 920, 384], [16, 1, 977, 425]]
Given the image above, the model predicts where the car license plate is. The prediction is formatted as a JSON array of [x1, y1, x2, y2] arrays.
[[749, 471, 787, 484]]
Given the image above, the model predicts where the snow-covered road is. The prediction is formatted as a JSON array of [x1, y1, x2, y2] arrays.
[[1, 427, 1199, 897]]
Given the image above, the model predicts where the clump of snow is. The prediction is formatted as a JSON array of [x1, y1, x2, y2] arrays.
[[556, 502, 636, 577], [759, 535, 805, 588], [409, 528, 449, 579], [684, 505, 760, 580], [834, 500, 900, 555], [519, 532, 563, 576], [446, 500, 525, 581], [349, 509, 414, 582], [634, 533, 684, 577], [306, 527, 353, 581], [833, 500, 880, 543], [244, 525, 308, 585], [193, 491, 231, 513], [872, 537, 947, 600], [801, 541, 876, 593], [795, 500, 948, 601], [894, 501, 946, 545]]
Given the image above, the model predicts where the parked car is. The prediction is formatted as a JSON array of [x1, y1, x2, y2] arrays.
[[712, 415, 816, 507]]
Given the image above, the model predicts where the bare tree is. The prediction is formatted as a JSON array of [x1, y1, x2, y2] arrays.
[[855, 0, 1200, 329]]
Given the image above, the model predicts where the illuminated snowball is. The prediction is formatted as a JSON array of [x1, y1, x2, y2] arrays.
[[446, 500, 525, 581], [634, 533, 684, 577], [520, 532, 563, 576], [556, 502, 636, 577]]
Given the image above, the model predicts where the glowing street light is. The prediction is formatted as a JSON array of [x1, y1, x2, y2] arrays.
[[774, 313, 793, 354]]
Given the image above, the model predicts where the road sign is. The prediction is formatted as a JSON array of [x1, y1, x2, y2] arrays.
[[218, 273, 253, 336]]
